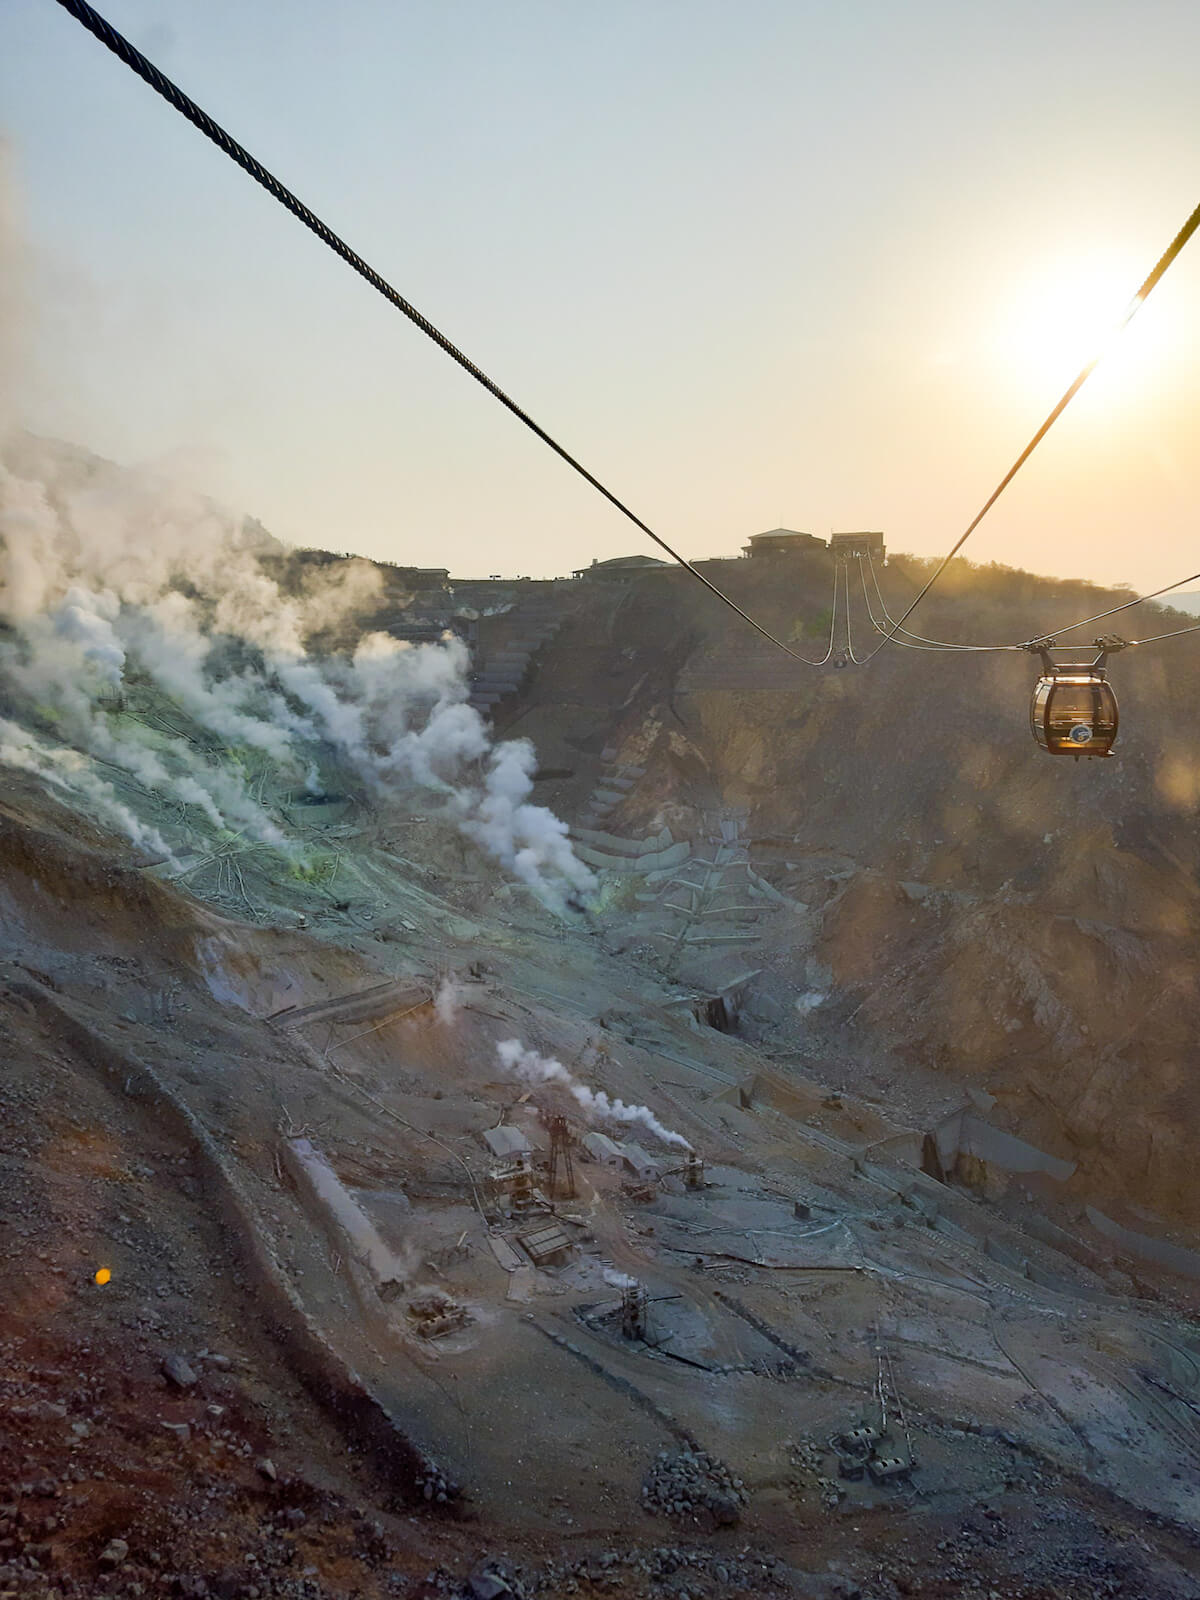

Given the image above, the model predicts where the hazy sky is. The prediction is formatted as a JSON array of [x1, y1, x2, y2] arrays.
[[4, 0, 1198, 590]]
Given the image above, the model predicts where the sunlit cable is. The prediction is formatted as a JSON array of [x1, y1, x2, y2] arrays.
[[864, 197, 1200, 660], [863, 555, 1020, 651], [51, 0, 836, 669]]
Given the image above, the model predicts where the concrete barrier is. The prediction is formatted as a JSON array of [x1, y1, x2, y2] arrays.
[[283, 1138, 408, 1301], [932, 1111, 1075, 1183], [574, 840, 690, 875], [1086, 1206, 1200, 1282], [572, 824, 674, 857]]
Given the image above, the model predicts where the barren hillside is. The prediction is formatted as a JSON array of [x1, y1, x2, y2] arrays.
[[4, 437, 1200, 1599]]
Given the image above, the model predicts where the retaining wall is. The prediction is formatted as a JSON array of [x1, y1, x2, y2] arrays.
[[1086, 1205, 1200, 1282]]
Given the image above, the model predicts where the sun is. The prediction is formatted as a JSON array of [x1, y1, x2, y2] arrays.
[[988, 250, 1166, 402]]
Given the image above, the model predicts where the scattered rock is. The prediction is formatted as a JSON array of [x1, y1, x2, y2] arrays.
[[162, 1353, 199, 1389], [467, 1564, 512, 1599], [255, 1458, 277, 1482], [99, 1537, 129, 1568]]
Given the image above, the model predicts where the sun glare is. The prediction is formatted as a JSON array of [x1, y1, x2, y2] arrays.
[[990, 254, 1167, 403]]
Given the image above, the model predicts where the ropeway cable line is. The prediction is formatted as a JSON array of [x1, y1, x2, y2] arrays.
[[48, 0, 838, 669], [861, 552, 1200, 653], [860, 197, 1200, 661], [49, 0, 1200, 679]]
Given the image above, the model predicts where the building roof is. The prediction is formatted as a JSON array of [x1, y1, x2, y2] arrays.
[[574, 554, 673, 579], [583, 1131, 624, 1162], [518, 1222, 572, 1263], [619, 1141, 662, 1175], [482, 1125, 532, 1160], [743, 529, 826, 555]]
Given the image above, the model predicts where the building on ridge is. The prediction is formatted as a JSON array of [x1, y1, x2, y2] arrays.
[[829, 530, 886, 563], [742, 528, 827, 558]]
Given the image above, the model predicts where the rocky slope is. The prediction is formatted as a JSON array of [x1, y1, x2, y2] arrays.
[[502, 552, 1200, 1236]]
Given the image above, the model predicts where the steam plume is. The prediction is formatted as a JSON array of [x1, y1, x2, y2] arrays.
[[603, 1268, 638, 1289], [0, 437, 594, 909], [434, 975, 462, 1026], [495, 1038, 691, 1149]]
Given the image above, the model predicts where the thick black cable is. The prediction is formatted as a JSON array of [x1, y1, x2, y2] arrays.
[[51, 0, 839, 669], [50, 0, 1200, 678], [863, 196, 1200, 661]]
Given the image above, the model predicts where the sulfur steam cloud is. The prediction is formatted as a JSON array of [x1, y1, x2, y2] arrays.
[[0, 433, 595, 910], [495, 1038, 691, 1149]]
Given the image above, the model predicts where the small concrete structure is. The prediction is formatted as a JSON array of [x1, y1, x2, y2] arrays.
[[582, 1131, 624, 1169], [929, 1111, 1076, 1187], [619, 1142, 662, 1182], [482, 1124, 532, 1162], [1086, 1205, 1200, 1282], [283, 1138, 407, 1301]]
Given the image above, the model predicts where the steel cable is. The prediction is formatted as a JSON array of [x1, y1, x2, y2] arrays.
[[809, 562, 840, 667], [866, 552, 1200, 656], [1022, 569, 1200, 645], [842, 563, 866, 664], [49, 0, 1200, 678], [862, 554, 1021, 651], [1128, 619, 1200, 646], [862, 197, 1200, 660], [52, 0, 837, 668], [858, 557, 963, 651]]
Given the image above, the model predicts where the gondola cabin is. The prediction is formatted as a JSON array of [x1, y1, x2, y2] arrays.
[[1029, 646, 1120, 758]]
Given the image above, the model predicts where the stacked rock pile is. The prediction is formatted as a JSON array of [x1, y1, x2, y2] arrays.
[[640, 1449, 748, 1525]]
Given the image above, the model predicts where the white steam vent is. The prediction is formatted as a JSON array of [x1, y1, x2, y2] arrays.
[[0, 441, 594, 911], [495, 1038, 691, 1149], [602, 1268, 639, 1290]]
